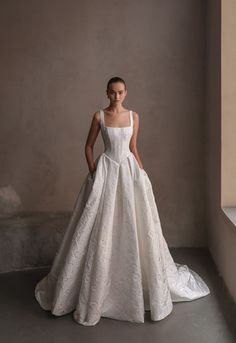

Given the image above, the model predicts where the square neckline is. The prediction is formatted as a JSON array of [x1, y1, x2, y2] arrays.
[[101, 110, 132, 129]]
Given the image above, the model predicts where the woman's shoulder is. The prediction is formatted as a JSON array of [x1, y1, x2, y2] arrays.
[[91, 110, 101, 122], [131, 110, 139, 121]]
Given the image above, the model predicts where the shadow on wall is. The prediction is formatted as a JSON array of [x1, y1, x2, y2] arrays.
[[0, 185, 23, 215]]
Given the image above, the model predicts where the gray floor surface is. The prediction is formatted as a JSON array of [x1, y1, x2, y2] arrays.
[[0, 248, 235, 343]]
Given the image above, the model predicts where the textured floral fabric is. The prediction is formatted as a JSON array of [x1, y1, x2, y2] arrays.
[[34, 110, 210, 326]]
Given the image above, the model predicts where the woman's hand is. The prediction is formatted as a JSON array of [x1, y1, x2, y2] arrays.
[[90, 167, 96, 179]]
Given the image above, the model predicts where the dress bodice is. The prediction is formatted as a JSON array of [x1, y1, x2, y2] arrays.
[[100, 110, 133, 164]]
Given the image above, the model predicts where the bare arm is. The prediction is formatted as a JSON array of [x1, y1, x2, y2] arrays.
[[129, 111, 144, 169], [84, 111, 101, 175]]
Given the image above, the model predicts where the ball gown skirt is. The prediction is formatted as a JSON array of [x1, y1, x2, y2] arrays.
[[34, 110, 210, 326]]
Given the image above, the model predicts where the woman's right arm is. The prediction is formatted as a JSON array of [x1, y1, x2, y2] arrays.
[[84, 111, 101, 176]]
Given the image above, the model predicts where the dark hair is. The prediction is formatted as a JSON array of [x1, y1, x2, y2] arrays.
[[106, 76, 127, 92]]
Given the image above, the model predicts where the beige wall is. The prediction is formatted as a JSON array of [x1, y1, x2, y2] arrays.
[[222, 0, 236, 206], [206, 0, 236, 303], [0, 0, 207, 247]]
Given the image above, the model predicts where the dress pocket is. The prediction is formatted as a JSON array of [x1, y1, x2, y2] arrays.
[[137, 162, 146, 175], [132, 153, 147, 174], [140, 168, 147, 176]]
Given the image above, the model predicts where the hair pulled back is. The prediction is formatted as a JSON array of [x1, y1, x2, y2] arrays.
[[106, 76, 127, 92]]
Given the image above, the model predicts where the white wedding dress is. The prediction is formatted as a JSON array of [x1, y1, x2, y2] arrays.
[[35, 109, 210, 326]]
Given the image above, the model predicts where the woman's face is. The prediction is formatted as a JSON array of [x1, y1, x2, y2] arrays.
[[107, 82, 127, 104]]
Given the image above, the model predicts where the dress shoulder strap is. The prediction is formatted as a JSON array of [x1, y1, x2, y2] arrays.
[[129, 110, 133, 127], [100, 110, 104, 127]]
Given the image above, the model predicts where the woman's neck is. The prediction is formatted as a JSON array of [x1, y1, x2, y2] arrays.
[[105, 104, 127, 114]]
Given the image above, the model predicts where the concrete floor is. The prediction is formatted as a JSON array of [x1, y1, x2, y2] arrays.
[[0, 248, 235, 343]]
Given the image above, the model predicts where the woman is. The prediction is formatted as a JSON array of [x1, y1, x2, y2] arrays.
[[35, 76, 210, 326]]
